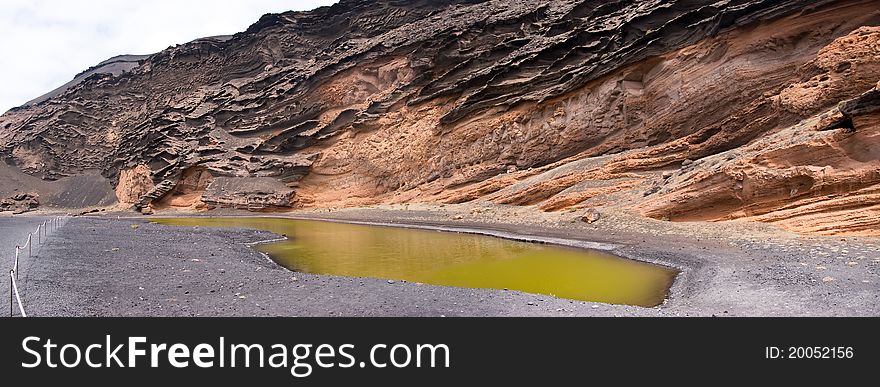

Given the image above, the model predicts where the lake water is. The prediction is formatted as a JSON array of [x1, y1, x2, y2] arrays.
[[152, 217, 676, 306]]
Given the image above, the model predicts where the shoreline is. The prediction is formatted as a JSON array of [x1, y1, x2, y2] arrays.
[[144, 213, 693, 308], [9, 203, 880, 316]]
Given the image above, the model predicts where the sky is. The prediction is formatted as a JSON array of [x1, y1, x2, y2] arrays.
[[0, 0, 338, 114]]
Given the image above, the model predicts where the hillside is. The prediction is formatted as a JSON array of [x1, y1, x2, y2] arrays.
[[1, 0, 878, 235]]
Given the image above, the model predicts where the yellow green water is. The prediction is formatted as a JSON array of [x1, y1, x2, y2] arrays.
[[152, 217, 676, 306]]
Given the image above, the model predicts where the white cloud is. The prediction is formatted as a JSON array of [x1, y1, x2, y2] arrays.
[[0, 0, 338, 113]]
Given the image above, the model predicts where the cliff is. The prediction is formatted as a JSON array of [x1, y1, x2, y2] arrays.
[[1, 0, 878, 235]]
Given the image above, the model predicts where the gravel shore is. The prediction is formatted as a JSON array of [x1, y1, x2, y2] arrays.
[[1, 215, 51, 316], [10, 203, 880, 317]]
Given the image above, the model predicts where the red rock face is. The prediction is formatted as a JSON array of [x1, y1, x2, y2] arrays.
[[638, 28, 880, 235], [0, 0, 878, 234]]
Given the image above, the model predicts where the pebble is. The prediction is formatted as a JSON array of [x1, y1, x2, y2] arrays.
[[387, 280, 395, 284], [822, 276, 835, 283]]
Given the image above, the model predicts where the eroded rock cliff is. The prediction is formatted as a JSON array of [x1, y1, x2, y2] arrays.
[[1, 0, 878, 234]]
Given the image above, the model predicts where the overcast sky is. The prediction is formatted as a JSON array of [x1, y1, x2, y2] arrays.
[[0, 0, 338, 114]]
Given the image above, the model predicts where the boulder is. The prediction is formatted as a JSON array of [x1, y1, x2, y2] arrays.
[[581, 208, 601, 224]]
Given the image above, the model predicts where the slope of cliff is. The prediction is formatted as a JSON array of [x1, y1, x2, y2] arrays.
[[1, 0, 878, 235]]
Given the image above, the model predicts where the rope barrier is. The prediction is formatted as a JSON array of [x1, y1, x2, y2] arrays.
[[13, 247, 19, 281], [8, 215, 68, 317], [10, 270, 26, 317]]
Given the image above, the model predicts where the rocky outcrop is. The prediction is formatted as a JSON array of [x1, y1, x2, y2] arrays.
[[154, 167, 214, 209], [0, 193, 39, 214], [424, 15, 880, 236], [640, 84, 880, 235], [638, 28, 880, 235], [1, 0, 879, 234], [115, 165, 154, 205], [201, 177, 295, 210]]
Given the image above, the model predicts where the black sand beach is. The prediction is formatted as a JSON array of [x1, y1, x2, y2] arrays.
[[9, 204, 879, 317]]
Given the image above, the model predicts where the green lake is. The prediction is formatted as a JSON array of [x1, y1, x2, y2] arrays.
[[152, 217, 676, 306]]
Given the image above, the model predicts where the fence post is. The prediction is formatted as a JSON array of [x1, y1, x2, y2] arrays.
[[9, 271, 12, 317]]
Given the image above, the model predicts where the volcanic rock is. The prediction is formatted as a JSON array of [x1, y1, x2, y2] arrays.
[[581, 208, 601, 224], [0, 0, 878, 234], [202, 177, 295, 210], [0, 192, 39, 214]]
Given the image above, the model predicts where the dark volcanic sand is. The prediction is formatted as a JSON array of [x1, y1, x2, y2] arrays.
[[1, 215, 54, 317], [11, 207, 880, 317]]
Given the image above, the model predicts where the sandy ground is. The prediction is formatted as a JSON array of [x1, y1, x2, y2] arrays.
[[7, 202, 880, 317]]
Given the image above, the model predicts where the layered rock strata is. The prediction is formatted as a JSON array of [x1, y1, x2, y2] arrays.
[[1, 0, 878, 234]]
